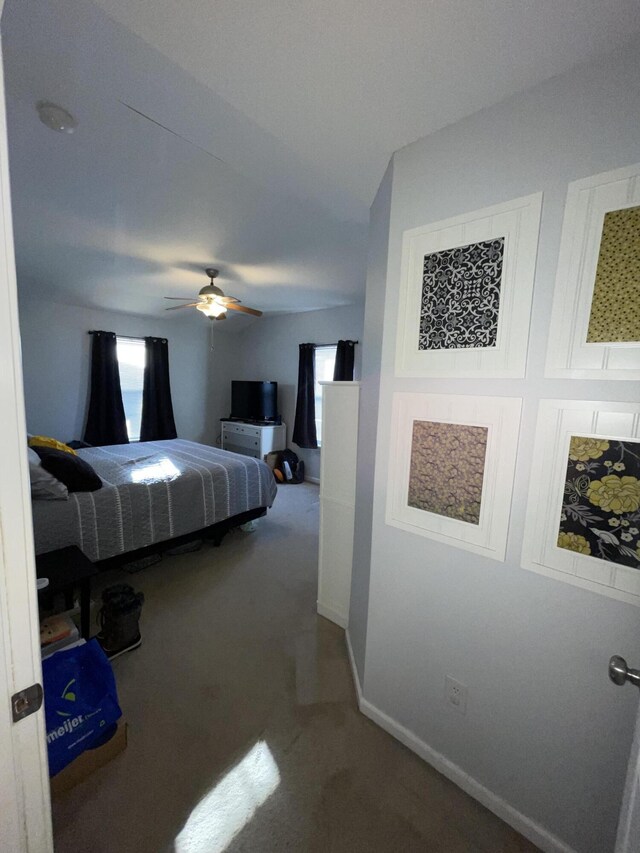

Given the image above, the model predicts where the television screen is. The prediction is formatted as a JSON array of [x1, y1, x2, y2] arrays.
[[231, 381, 278, 422]]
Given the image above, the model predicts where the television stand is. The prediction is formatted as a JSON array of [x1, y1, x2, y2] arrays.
[[221, 420, 286, 460]]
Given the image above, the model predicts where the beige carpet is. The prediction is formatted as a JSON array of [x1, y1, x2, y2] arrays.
[[51, 482, 537, 853]]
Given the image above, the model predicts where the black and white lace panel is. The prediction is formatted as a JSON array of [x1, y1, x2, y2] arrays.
[[418, 238, 505, 350]]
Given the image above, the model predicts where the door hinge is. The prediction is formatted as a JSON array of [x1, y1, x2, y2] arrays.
[[11, 683, 43, 722]]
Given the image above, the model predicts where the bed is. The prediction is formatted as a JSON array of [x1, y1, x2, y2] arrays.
[[31, 439, 278, 564]]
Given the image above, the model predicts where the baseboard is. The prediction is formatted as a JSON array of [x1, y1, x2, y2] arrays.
[[305, 476, 320, 485], [317, 601, 348, 628], [344, 643, 573, 853]]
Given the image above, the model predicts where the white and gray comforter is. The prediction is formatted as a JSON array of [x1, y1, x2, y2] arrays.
[[32, 439, 277, 562]]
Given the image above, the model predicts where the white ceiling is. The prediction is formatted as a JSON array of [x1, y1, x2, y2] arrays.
[[3, 0, 640, 320], [2, 0, 368, 320], [92, 0, 640, 218]]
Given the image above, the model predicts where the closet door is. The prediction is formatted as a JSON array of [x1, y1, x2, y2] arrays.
[[317, 382, 360, 628]]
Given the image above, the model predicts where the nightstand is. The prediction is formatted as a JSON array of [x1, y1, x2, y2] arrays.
[[36, 546, 98, 640]]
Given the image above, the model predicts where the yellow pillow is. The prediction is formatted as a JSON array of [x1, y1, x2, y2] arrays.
[[28, 436, 77, 455]]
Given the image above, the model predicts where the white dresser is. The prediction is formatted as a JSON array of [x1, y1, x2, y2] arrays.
[[317, 381, 360, 629], [221, 421, 286, 460]]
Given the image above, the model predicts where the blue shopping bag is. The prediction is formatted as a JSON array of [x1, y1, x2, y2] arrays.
[[42, 639, 122, 776]]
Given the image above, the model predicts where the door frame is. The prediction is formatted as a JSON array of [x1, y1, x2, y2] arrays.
[[616, 700, 640, 852], [0, 21, 53, 852]]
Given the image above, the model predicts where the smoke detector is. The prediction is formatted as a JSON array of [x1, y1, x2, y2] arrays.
[[36, 101, 77, 134]]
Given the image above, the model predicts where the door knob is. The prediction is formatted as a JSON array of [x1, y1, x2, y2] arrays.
[[609, 655, 640, 688]]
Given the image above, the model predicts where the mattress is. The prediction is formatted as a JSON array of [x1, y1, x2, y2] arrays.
[[32, 439, 277, 562]]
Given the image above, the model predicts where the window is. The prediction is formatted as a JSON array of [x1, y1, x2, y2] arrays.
[[116, 337, 146, 441], [314, 345, 337, 445]]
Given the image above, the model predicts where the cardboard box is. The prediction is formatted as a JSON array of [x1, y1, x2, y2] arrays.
[[50, 720, 127, 796]]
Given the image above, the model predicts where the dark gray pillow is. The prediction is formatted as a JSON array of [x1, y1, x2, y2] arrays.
[[33, 447, 102, 493]]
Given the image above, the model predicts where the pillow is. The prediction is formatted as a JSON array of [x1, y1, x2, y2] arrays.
[[28, 435, 77, 455], [27, 447, 69, 501], [33, 447, 102, 493]]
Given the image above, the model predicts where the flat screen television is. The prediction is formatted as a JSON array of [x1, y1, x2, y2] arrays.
[[230, 381, 278, 422]]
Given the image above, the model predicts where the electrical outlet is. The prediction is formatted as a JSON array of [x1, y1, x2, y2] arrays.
[[444, 675, 468, 715]]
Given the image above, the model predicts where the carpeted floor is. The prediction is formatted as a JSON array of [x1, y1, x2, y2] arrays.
[[51, 482, 537, 852]]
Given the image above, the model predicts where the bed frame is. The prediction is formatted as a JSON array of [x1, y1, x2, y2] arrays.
[[92, 505, 268, 573]]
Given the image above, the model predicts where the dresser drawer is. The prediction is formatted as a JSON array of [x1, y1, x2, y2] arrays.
[[221, 421, 286, 459], [222, 423, 261, 438], [224, 431, 260, 450], [224, 442, 260, 459]]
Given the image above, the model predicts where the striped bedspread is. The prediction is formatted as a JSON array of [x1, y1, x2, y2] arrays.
[[31, 439, 277, 562]]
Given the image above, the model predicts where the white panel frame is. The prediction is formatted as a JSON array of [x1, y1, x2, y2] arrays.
[[386, 393, 522, 561], [395, 193, 542, 378], [521, 399, 640, 605], [545, 163, 640, 380], [317, 382, 360, 628]]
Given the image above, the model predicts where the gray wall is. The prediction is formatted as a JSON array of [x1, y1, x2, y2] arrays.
[[204, 326, 245, 448], [18, 298, 216, 445], [351, 43, 640, 853], [349, 160, 393, 685], [230, 304, 364, 481]]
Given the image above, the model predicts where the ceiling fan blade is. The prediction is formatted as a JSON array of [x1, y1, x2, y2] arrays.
[[226, 303, 262, 317], [164, 296, 197, 300], [217, 296, 240, 304], [165, 302, 200, 311]]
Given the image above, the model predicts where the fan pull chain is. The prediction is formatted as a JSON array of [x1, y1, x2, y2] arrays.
[[210, 318, 215, 351]]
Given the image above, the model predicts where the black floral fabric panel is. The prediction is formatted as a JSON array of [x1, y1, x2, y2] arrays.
[[419, 238, 504, 350], [557, 436, 640, 569]]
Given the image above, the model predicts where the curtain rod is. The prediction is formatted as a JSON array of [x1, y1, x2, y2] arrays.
[[88, 331, 358, 346], [88, 331, 146, 341]]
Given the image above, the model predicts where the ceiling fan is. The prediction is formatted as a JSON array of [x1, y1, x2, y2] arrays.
[[164, 268, 263, 320]]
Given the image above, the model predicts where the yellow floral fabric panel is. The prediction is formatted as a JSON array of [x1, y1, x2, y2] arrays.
[[586, 205, 640, 343], [407, 421, 488, 525], [557, 435, 640, 568]]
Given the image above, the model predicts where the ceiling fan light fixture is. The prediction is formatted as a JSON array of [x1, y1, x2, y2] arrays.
[[199, 283, 224, 298], [164, 267, 261, 318], [196, 301, 227, 318]]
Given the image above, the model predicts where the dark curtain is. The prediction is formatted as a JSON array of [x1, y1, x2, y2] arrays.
[[83, 331, 129, 446], [333, 340, 356, 381], [292, 343, 318, 449], [140, 337, 178, 442]]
